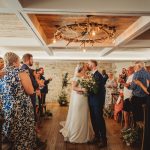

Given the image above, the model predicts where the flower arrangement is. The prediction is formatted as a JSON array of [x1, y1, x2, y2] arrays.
[[77, 73, 98, 95], [58, 73, 69, 106], [121, 127, 140, 146], [58, 90, 68, 106]]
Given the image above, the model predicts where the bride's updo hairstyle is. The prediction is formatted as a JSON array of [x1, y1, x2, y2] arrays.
[[77, 62, 84, 73]]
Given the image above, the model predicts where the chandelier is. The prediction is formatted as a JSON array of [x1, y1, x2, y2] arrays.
[[53, 16, 116, 48]]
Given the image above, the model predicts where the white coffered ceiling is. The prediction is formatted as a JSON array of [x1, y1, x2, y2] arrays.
[[0, 0, 150, 61]]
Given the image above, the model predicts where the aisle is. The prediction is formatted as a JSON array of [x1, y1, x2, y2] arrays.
[[39, 102, 140, 150]]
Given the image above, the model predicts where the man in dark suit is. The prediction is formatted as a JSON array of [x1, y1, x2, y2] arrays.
[[88, 60, 107, 148], [102, 69, 108, 85], [37, 67, 52, 116], [38, 68, 52, 104], [21, 53, 39, 121]]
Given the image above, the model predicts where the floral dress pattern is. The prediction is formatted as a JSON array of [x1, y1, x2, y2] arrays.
[[0, 66, 36, 150], [105, 78, 118, 109]]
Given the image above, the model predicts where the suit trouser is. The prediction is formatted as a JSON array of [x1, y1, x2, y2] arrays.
[[89, 99, 106, 140], [41, 93, 46, 105], [131, 96, 146, 122]]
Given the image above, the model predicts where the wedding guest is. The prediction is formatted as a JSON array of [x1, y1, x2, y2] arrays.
[[34, 69, 45, 117], [102, 69, 108, 85], [118, 68, 127, 89], [126, 61, 150, 122], [21, 53, 39, 121], [0, 52, 36, 149], [0, 57, 5, 116], [132, 73, 150, 150], [122, 66, 134, 130], [38, 67, 52, 109], [105, 72, 118, 109]]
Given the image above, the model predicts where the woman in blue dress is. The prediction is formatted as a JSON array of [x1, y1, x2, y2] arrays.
[[0, 52, 36, 150]]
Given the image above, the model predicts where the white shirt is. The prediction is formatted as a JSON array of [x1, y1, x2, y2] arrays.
[[123, 74, 134, 100], [92, 69, 97, 75]]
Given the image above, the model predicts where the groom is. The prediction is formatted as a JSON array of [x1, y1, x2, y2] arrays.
[[88, 60, 107, 148]]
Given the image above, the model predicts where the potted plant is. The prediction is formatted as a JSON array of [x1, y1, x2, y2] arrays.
[[58, 73, 69, 106], [121, 127, 140, 146], [58, 90, 68, 106]]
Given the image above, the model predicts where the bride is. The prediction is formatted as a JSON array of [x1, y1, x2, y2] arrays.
[[60, 62, 90, 143]]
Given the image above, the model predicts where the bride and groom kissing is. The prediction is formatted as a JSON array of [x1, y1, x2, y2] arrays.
[[60, 60, 107, 148]]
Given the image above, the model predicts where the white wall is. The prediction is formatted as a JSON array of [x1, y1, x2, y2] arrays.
[[35, 60, 149, 102], [113, 61, 135, 77]]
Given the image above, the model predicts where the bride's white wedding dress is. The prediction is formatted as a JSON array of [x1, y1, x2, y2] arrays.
[[60, 77, 90, 143]]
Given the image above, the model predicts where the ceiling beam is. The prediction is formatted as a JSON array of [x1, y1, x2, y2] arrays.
[[20, 13, 53, 55], [18, 0, 150, 14], [28, 14, 51, 45], [101, 16, 150, 56], [22, 9, 150, 16], [2, 0, 53, 56]]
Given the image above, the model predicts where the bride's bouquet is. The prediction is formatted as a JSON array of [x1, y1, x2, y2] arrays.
[[78, 73, 98, 95]]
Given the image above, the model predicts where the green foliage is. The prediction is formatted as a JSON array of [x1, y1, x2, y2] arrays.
[[62, 72, 69, 89], [58, 72, 69, 106], [77, 74, 98, 95], [121, 127, 140, 146], [58, 90, 68, 106]]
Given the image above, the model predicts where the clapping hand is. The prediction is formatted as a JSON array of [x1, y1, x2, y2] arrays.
[[48, 77, 52, 81], [77, 88, 87, 95]]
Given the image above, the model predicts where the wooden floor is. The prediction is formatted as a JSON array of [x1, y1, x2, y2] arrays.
[[39, 102, 140, 150]]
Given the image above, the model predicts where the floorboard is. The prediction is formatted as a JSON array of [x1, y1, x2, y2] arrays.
[[2, 102, 141, 150], [39, 102, 141, 150]]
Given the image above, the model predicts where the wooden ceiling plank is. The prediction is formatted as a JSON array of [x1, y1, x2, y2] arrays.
[[101, 16, 150, 56], [28, 14, 50, 44]]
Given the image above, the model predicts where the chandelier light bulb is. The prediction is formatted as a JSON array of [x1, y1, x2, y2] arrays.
[[53, 38, 56, 43], [92, 30, 96, 36], [83, 48, 86, 53]]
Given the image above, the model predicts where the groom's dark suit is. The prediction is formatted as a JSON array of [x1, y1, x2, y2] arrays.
[[88, 70, 107, 141]]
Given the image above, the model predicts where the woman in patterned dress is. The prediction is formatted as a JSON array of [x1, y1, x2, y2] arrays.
[[105, 72, 118, 109], [0, 52, 36, 150]]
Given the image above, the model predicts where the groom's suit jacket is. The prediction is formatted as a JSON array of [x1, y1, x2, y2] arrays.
[[88, 70, 105, 106]]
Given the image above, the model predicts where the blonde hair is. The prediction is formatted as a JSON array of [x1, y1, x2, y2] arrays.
[[4, 52, 19, 66]]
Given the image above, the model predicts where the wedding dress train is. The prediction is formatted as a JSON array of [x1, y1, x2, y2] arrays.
[[60, 77, 90, 143]]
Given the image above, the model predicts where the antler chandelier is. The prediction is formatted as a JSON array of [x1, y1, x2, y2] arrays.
[[53, 16, 116, 48]]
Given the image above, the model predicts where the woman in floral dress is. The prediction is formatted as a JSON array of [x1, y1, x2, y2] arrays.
[[0, 52, 36, 150], [105, 72, 118, 109]]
